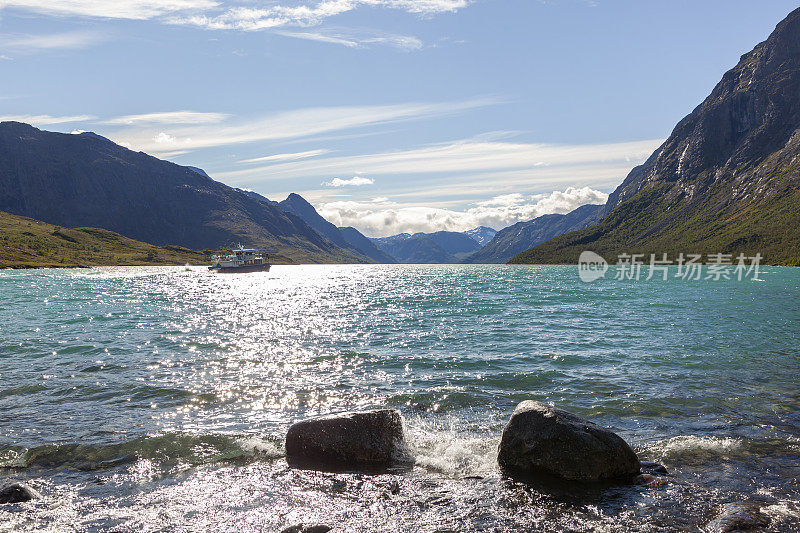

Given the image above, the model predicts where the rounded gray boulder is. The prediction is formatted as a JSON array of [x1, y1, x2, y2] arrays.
[[497, 401, 641, 482], [286, 409, 410, 471]]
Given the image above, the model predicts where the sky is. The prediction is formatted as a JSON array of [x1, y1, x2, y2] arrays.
[[0, 0, 797, 236]]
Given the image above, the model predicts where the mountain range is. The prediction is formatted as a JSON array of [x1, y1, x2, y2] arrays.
[[277, 193, 395, 264], [371, 230, 484, 263], [512, 7, 800, 266], [0, 122, 361, 264]]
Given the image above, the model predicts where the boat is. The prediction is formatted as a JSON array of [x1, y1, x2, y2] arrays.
[[208, 248, 271, 273]]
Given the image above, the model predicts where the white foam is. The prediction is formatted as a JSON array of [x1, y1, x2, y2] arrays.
[[405, 419, 498, 478], [658, 435, 743, 456], [236, 437, 283, 459], [761, 502, 800, 520]]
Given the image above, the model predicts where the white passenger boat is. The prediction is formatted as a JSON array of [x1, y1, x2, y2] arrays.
[[208, 248, 271, 273]]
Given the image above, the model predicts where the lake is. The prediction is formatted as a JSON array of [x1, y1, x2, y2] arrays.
[[1, 265, 798, 531]]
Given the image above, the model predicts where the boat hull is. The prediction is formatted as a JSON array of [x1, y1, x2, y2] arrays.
[[209, 264, 271, 273]]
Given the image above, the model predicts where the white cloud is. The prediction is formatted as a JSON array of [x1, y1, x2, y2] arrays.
[[0, 30, 106, 50], [168, 0, 469, 31], [105, 110, 229, 125], [107, 98, 497, 155], [324, 175, 374, 187], [0, 0, 218, 20], [153, 131, 178, 144], [317, 186, 608, 236], [240, 149, 331, 164], [0, 114, 95, 125]]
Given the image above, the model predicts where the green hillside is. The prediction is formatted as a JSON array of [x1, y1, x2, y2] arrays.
[[0, 211, 214, 269]]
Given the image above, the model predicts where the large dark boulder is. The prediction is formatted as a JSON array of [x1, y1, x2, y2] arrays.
[[0, 483, 39, 504], [497, 401, 641, 482], [285, 409, 410, 471]]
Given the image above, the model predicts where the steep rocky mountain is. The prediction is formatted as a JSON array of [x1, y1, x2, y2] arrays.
[[338, 227, 397, 264], [372, 231, 482, 263], [277, 193, 392, 263], [513, 8, 800, 266], [463, 226, 498, 246], [0, 122, 358, 263], [465, 204, 604, 264]]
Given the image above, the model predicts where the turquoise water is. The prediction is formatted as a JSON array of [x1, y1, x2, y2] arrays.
[[0, 264, 798, 531]]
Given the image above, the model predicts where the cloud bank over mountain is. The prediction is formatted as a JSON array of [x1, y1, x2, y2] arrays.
[[317, 186, 608, 237]]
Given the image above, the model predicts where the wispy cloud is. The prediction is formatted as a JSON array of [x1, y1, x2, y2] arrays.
[[317, 186, 607, 236], [0, 0, 469, 27], [0, 114, 96, 125], [0, 1, 470, 50], [275, 29, 423, 50], [0, 30, 107, 50], [107, 98, 498, 155], [240, 149, 331, 164], [0, 0, 217, 20], [218, 137, 662, 182], [324, 175, 374, 187], [105, 110, 229, 125]]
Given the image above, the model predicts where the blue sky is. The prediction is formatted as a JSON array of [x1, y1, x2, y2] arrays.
[[0, 0, 797, 236]]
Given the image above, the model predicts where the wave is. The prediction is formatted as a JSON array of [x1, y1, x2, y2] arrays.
[[404, 417, 498, 478], [0, 433, 283, 471], [659, 435, 743, 455]]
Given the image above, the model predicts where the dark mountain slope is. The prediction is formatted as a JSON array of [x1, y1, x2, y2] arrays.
[[338, 227, 397, 263], [425, 231, 482, 258], [0, 122, 356, 263], [465, 204, 604, 264], [376, 235, 457, 264], [513, 8, 800, 266]]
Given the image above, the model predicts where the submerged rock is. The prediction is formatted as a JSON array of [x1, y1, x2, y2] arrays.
[[706, 502, 769, 532], [0, 483, 40, 504], [285, 409, 409, 471], [497, 401, 641, 482], [640, 460, 668, 475], [280, 525, 332, 533]]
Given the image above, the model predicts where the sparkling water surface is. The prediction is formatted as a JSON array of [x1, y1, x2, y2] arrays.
[[1, 265, 799, 531]]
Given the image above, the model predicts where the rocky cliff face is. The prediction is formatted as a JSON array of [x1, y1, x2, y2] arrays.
[[513, 7, 800, 265], [0, 123, 358, 263]]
